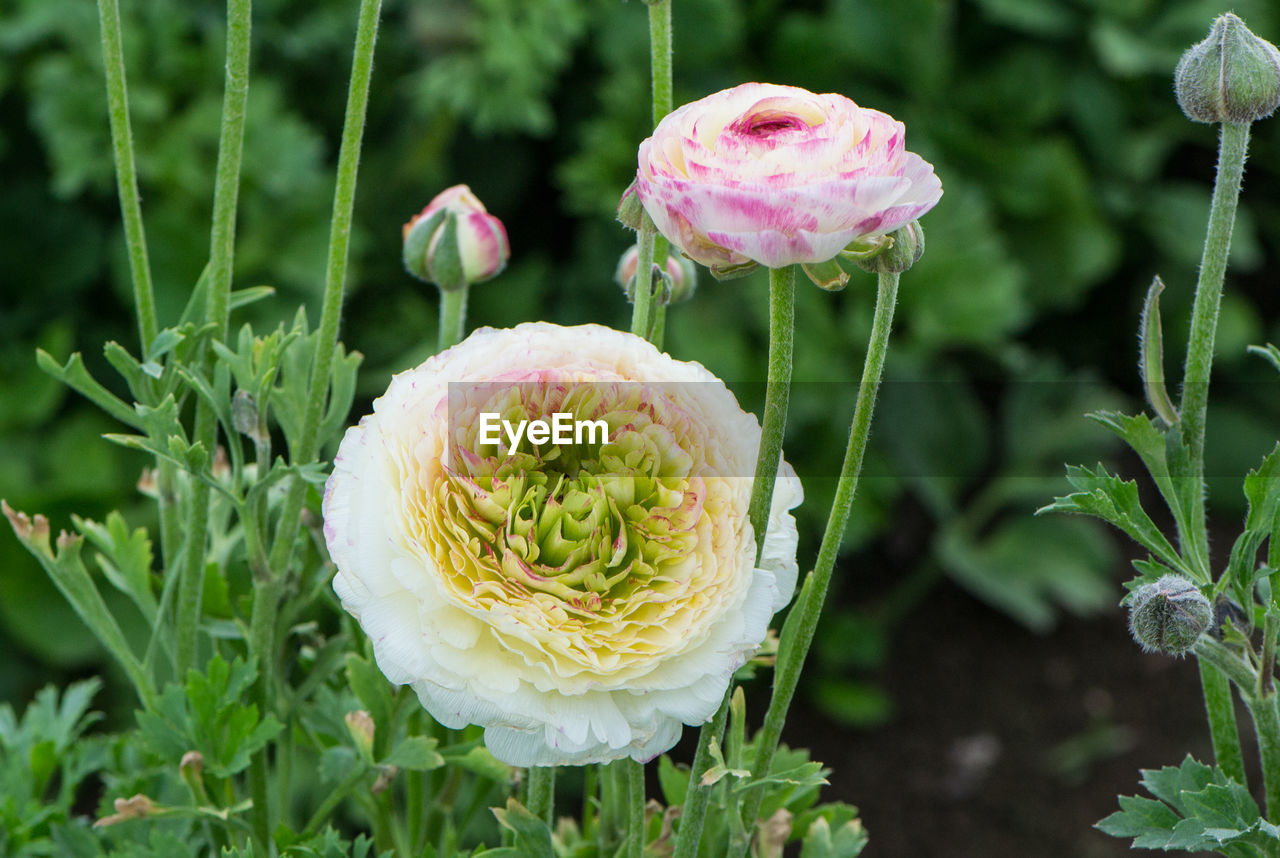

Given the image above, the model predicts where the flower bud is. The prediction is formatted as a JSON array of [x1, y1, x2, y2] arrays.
[[1128, 575, 1212, 656], [94, 794, 157, 827], [1175, 13, 1280, 124], [615, 244, 697, 304], [852, 221, 925, 275], [403, 185, 509, 290], [345, 710, 376, 761], [617, 181, 644, 231]]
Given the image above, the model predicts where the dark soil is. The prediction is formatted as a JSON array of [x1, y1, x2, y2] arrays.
[[782, 580, 1229, 858]]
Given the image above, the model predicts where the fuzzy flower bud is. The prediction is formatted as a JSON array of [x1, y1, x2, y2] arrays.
[[1128, 575, 1212, 656], [1175, 13, 1280, 124], [615, 244, 698, 305], [852, 220, 925, 275], [403, 185, 510, 290]]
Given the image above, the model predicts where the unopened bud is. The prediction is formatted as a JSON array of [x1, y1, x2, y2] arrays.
[[403, 185, 509, 290], [1176, 13, 1280, 124], [345, 710, 376, 761], [94, 794, 157, 827], [615, 244, 697, 304], [617, 181, 644, 231], [1128, 575, 1212, 656], [853, 221, 925, 275], [180, 750, 204, 778]]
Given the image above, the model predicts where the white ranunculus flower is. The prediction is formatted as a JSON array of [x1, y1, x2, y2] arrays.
[[323, 322, 802, 766]]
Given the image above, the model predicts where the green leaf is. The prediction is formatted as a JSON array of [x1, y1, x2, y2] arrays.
[[35, 349, 142, 430], [382, 736, 444, 771], [490, 799, 555, 858], [1097, 756, 1270, 852], [657, 755, 689, 807], [344, 654, 392, 756], [798, 816, 869, 858], [439, 742, 513, 784], [1038, 464, 1190, 576], [1224, 444, 1280, 590], [72, 511, 156, 624]]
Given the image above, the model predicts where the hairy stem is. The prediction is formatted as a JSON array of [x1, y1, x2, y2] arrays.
[[267, 0, 382, 577], [626, 759, 645, 858], [1178, 121, 1251, 570], [95, 0, 157, 347], [746, 265, 796, 560], [437, 287, 468, 352], [737, 271, 899, 842], [526, 766, 555, 827]]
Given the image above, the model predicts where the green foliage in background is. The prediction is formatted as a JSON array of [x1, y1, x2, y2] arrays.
[[3, 0, 1280, 739]]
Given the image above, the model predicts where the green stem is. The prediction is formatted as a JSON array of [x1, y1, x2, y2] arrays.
[[526, 766, 555, 827], [301, 764, 368, 838], [95, 0, 157, 347], [674, 268, 795, 858], [671, 688, 730, 858], [1200, 658, 1248, 785], [1178, 121, 1251, 570], [1246, 692, 1280, 821], [597, 762, 613, 856], [207, 0, 252, 336], [737, 271, 899, 843], [267, 0, 382, 577], [651, 303, 667, 351], [175, 422, 211, 677], [648, 0, 672, 125], [437, 287, 469, 352], [746, 265, 796, 561], [626, 759, 645, 858], [630, 225, 658, 340]]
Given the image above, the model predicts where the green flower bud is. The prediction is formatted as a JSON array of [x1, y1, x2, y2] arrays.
[[617, 181, 645, 232], [1175, 13, 1280, 124], [1128, 575, 1212, 656], [345, 710, 376, 762], [852, 221, 925, 275]]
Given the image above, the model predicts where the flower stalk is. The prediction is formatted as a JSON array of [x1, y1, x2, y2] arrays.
[[738, 270, 900, 841], [1179, 120, 1251, 562], [95, 0, 157, 348], [438, 286, 469, 351]]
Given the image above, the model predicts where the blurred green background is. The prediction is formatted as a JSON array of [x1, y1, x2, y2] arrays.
[[2, 0, 1279, 736]]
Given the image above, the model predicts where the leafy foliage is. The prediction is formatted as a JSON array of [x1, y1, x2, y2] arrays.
[[1098, 756, 1280, 854]]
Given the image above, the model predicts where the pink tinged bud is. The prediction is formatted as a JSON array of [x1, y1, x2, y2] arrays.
[[180, 750, 204, 777], [403, 184, 510, 290], [615, 245, 698, 304]]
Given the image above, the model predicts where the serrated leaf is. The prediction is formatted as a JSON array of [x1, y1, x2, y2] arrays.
[[439, 742, 513, 783], [1225, 444, 1280, 590], [798, 816, 869, 858], [383, 736, 444, 771], [491, 798, 554, 858], [1039, 464, 1189, 575]]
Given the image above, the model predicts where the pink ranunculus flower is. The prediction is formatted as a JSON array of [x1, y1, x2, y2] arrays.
[[633, 83, 942, 277], [323, 323, 802, 766]]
